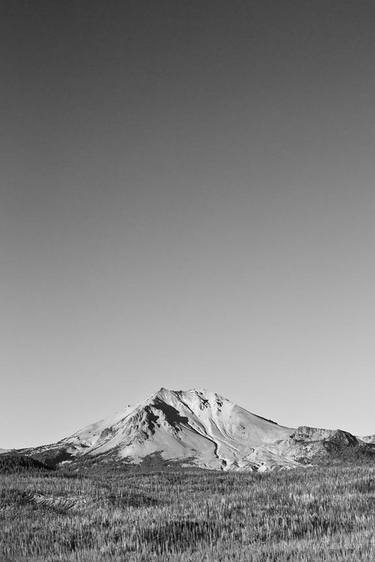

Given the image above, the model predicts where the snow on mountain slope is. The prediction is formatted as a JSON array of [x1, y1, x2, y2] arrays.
[[58, 388, 294, 470], [22, 388, 374, 472]]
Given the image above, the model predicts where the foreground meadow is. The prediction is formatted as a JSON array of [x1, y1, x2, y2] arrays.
[[1, 461, 375, 561]]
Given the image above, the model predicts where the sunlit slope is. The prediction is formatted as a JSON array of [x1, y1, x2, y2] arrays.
[[21, 388, 374, 471], [60, 388, 294, 470]]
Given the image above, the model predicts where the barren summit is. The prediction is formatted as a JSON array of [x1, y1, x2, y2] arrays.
[[18, 388, 375, 471]]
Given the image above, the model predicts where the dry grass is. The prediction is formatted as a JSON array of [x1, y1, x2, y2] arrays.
[[1, 461, 375, 561]]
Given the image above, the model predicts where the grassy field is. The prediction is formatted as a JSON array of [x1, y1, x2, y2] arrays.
[[1, 460, 375, 561]]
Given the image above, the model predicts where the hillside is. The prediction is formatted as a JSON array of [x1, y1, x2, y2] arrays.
[[17, 387, 375, 471]]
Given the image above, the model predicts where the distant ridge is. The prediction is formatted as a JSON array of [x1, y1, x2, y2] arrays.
[[0, 452, 54, 474], [13, 387, 375, 472]]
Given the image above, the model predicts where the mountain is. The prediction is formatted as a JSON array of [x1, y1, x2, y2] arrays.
[[19, 388, 375, 472]]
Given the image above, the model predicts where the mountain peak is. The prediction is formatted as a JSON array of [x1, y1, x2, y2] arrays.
[[55, 387, 295, 471], [152, 386, 226, 402], [148, 387, 182, 404], [22, 387, 374, 472]]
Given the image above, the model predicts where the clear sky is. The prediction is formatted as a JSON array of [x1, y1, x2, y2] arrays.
[[1, 1, 375, 448]]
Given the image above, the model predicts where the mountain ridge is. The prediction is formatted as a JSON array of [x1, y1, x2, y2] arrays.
[[6, 387, 375, 472]]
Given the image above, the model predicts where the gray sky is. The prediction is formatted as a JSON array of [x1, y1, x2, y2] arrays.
[[1, 1, 375, 448]]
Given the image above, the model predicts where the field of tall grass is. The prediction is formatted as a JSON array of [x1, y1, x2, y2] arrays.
[[1, 460, 375, 561]]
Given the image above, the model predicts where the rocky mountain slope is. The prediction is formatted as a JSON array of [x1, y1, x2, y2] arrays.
[[16, 388, 375, 471]]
